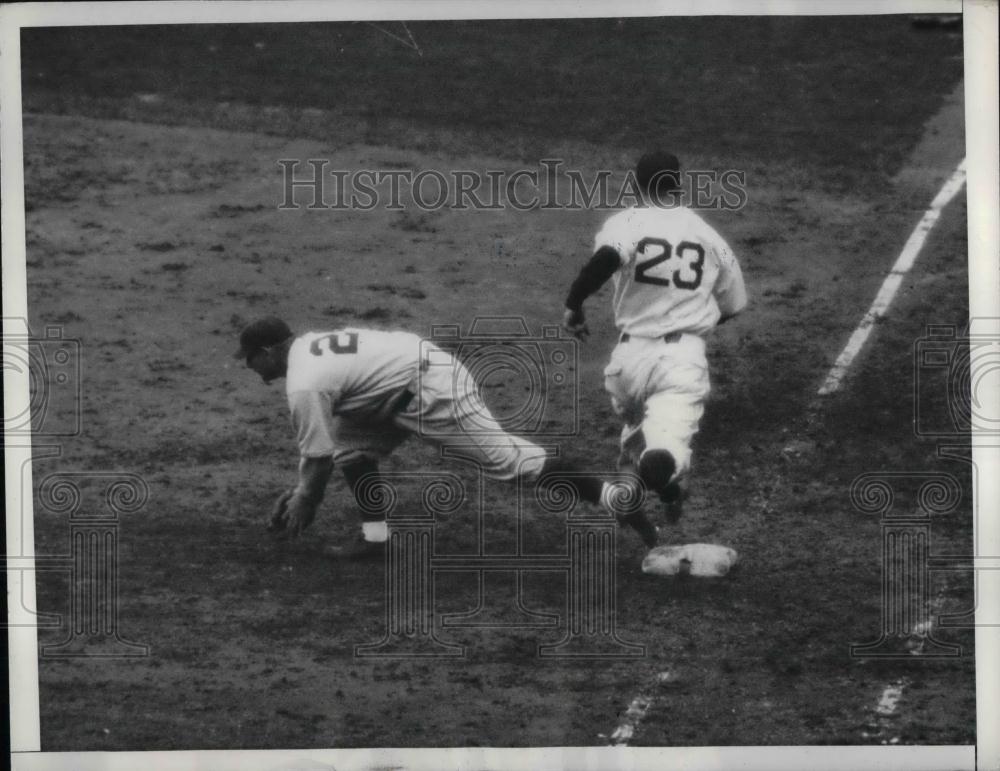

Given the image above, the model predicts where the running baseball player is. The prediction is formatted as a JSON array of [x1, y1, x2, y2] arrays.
[[562, 151, 747, 525], [235, 316, 658, 557]]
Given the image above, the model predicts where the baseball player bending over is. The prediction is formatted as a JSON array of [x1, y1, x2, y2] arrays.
[[562, 151, 747, 527], [235, 317, 658, 557]]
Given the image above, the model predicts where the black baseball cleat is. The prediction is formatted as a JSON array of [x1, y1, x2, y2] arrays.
[[659, 480, 689, 525], [619, 510, 660, 549], [324, 536, 386, 560]]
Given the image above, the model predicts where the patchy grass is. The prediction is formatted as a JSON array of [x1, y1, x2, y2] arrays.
[[22, 18, 963, 190]]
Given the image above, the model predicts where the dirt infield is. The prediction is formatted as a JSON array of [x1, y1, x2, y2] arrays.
[[16, 17, 975, 750]]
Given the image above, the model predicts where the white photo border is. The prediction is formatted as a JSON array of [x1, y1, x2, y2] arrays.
[[3, 1, 994, 770]]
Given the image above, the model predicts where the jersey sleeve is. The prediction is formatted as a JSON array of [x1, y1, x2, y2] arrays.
[[593, 212, 633, 267], [287, 389, 338, 458], [712, 239, 748, 319]]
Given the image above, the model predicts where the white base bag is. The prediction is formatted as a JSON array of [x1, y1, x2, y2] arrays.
[[642, 543, 739, 578]]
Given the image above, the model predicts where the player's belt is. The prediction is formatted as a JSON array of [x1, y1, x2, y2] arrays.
[[620, 332, 682, 344]]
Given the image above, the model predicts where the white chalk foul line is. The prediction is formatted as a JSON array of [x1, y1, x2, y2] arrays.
[[817, 159, 967, 396], [605, 671, 676, 746], [609, 694, 653, 745], [607, 161, 967, 746], [821, 163, 963, 742], [861, 678, 910, 744], [875, 680, 906, 717]]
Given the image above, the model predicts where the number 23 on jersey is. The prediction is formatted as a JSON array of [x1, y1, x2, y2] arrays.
[[634, 237, 706, 290]]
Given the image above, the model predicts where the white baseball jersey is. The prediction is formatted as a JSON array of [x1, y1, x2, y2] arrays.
[[285, 327, 547, 480], [286, 328, 423, 458], [595, 205, 747, 337]]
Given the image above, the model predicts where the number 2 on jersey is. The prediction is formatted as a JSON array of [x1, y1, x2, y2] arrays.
[[634, 237, 705, 290], [310, 332, 359, 356]]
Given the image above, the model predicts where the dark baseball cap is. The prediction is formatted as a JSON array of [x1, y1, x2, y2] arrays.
[[635, 151, 681, 195], [233, 316, 293, 359]]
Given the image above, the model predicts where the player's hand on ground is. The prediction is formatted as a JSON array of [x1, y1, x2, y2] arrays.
[[562, 308, 590, 341], [282, 494, 319, 539], [267, 489, 318, 538], [267, 489, 295, 534]]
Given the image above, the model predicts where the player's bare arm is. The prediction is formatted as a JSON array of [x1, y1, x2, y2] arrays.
[[267, 454, 336, 540], [296, 455, 335, 503], [282, 455, 336, 537], [562, 245, 621, 340]]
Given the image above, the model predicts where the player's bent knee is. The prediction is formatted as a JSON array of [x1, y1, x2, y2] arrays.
[[340, 459, 389, 520], [638, 449, 676, 494], [340, 457, 380, 487]]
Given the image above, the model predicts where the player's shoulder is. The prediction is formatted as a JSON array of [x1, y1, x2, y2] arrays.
[[286, 331, 350, 392], [287, 329, 352, 368], [600, 204, 642, 228], [686, 209, 737, 251], [289, 332, 315, 356], [287, 332, 323, 377], [647, 203, 693, 224], [289, 330, 331, 355], [596, 206, 649, 248], [357, 326, 422, 344]]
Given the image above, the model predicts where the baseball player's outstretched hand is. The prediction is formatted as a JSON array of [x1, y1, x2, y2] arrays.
[[562, 308, 590, 341], [267, 488, 318, 539]]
